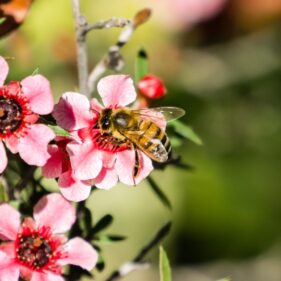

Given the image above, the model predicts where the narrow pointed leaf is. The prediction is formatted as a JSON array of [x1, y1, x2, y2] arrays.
[[147, 176, 172, 210], [170, 120, 203, 145], [48, 125, 70, 137], [91, 214, 113, 235], [159, 246, 172, 281]]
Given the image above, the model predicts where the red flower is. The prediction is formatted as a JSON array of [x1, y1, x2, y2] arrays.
[[138, 74, 167, 99]]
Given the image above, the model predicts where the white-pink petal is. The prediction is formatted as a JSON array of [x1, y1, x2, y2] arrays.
[[18, 124, 55, 167], [42, 145, 63, 178], [97, 75, 137, 107], [115, 150, 153, 185], [0, 204, 21, 241], [0, 251, 19, 281], [0, 56, 8, 86], [0, 142, 7, 174], [61, 237, 98, 271], [53, 92, 93, 131], [59, 172, 92, 202], [31, 272, 65, 281], [90, 98, 104, 112], [94, 167, 118, 190], [67, 141, 103, 180], [21, 75, 54, 115], [5, 135, 19, 154], [33, 193, 76, 234]]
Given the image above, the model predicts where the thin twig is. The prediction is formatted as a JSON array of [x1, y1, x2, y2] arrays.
[[86, 18, 131, 32], [88, 8, 152, 94], [106, 221, 172, 281], [71, 0, 90, 97]]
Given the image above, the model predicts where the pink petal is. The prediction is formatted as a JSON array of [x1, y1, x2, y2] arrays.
[[0, 251, 19, 281], [61, 237, 98, 271], [0, 56, 8, 86], [93, 167, 118, 190], [115, 150, 153, 185], [90, 98, 104, 112], [97, 75, 136, 107], [67, 141, 102, 180], [42, 145, 63, 178], [0, 242, 15, 257], [33, 193, 76, 234], [21, 75, 54, 115], [58, 171, 92, 202], [53, 92, 93, 131], [5, 135, 19, 153], [31, 272, 64, 281], [0, 142, 7, 174], [18, 124, 55, 167], [0, 204, 21, 240]]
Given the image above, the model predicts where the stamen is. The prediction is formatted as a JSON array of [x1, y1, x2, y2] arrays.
[[15, 224, 64, 273]]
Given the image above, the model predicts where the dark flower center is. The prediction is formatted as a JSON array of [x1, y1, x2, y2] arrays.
[[16, 235, 53, 269], [0, 96, 23, 135], [15, 223, 64, 274]]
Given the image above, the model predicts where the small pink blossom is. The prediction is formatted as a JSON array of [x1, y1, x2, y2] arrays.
[[0, 193, 98, 281], [42, 138, 92, 202], [0, 56, 55, 173], [53, 75, 154, 192]]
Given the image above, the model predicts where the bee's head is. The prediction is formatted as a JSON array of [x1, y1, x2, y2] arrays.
[[99, 108, 112, 133]]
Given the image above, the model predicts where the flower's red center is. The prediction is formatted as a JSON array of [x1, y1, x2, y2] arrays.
[[15, 222, 65, 274], [92, 131, 130, 152], [78, 127, 131, 153], [0, 81, 37, 140]]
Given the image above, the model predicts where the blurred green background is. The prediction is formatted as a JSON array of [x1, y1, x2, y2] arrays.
[[1, 0, 281, 280]]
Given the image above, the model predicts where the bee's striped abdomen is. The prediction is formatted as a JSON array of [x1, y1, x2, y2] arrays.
[[136, 120, 171, 163]]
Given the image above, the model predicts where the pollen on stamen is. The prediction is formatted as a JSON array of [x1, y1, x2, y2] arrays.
[[15, 223, 65, 274]]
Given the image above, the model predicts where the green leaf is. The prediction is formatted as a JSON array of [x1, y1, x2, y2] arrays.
[[48, 125, 70, 137], [0, 18, 6, 25], [96, 234, 126, 243], [96, 255, 106, 272], [91, 214, 113, 235], [135, 48, 149, 83], [159, 246, 172, 281], [169, 120, 203, 145], [0, 181, 8, 202], [31, 68, 40, 75], [147, 176, 172, 210], [217, 278, 231, 281]]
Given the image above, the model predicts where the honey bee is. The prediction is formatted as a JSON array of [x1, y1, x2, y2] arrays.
[[98, 107, 185, 180]]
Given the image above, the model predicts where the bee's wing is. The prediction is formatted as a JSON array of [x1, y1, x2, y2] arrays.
[[131, 107, 185, 123]]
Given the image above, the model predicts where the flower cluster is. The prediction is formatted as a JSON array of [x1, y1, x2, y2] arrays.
[[0, 56, 55, 174], [43, 75, 158, 201], [0, 193, 98, 281]]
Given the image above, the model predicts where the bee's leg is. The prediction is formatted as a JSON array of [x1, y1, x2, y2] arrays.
[[133, 144, 141, 185]]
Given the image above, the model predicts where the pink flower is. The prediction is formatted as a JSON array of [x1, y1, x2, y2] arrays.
[[0, 193, 98, 281], [42, 138, 92, 202], [53, 75, 154, 191], [0, 56, 55, 173]]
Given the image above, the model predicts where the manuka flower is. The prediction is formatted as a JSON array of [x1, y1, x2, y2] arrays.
[[0, 56, 55, 173], [42, 137, 92, 202], [53, 75, 155, 191], [0, 193, 98, 281]]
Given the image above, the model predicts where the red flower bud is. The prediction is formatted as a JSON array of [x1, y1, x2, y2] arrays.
[[138, 74, 167, 99]]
